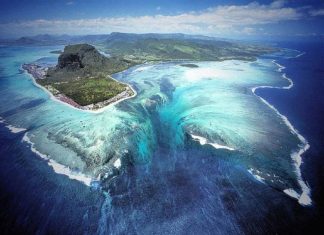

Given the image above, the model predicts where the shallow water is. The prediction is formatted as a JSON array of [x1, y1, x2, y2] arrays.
[[0, 45, 316, 234]]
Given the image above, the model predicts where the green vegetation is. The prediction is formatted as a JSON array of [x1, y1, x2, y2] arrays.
[[46, 44, 137, 82], [101, 37, 277, 62], [42, 44, 135, 106], [39, 75, 127, 106], [39, 35, 277, 107]]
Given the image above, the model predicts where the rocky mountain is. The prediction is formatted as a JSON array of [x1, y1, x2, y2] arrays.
[[46, 43, 135, 81]]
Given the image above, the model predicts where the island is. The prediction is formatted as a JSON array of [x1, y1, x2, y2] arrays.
[[50, 50, 62, 54], [22, 33, 278, 111], [99, 33, 277, 62], [23, 44, 137, 110], [180, 64, 199, 68]]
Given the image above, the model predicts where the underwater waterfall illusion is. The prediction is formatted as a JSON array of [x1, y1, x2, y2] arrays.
[[0, 45, 311, 208]]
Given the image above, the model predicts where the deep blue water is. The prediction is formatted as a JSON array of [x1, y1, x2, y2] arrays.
[[0, 41, 323, 234], [256, 40, 324, 229]]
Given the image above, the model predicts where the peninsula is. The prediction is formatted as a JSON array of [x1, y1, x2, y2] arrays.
[[23, 44, 137, 110], [22, 33, 278, 110]]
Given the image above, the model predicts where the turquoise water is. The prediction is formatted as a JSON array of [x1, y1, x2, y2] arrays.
[[0, 45, 309, 206]]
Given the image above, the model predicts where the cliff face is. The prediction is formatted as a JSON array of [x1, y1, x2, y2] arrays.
[[46, 44, 134, 81], [58, 52, 84, 69], [58, 44, 104, 70]]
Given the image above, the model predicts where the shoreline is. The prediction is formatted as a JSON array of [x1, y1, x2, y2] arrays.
[[22, 64, 138, 114], [250, 53, 312, 206], [18, 52, 311, 194], [0, 116, 97, 187], [21, 132, 96, 186]]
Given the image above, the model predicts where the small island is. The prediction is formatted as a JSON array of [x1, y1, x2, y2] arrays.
[[180, 63, 199, 68], [50, 50, 62, 54], [23, 44, 137, 110]]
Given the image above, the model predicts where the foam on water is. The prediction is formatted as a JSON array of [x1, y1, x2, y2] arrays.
[[190, 134, 235, 151], [248, 168, 265, 183], [0, 45, 312, 207], [6, 125, 26, 133], [0, 117, 27, 133], [22, 132, 94, 186], [295, 52, 306, 58], [251, 56, 312, 206], [283, 188, 300, 200], [113, 158, 121, 169], [273, 60, 285, 72]]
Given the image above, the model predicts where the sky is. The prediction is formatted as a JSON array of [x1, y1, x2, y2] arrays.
[[0, 0, 323, 39]]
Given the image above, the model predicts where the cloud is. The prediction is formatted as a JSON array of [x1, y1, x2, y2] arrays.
[[241, 27, 256, 35], [270, 0, 287, 8], [309, 9, 324, 16], [0, 1, 306, 37]]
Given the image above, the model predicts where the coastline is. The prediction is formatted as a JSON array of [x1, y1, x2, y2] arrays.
[[250, 53, 312, 206], [21, 132, 96, 186], [22, 64, 138, 114], [0, 116, 96, 187], [18, 52, 312, 197]]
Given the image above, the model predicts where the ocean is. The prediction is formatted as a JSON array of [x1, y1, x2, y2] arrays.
[[0, 41, 323, 234]]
